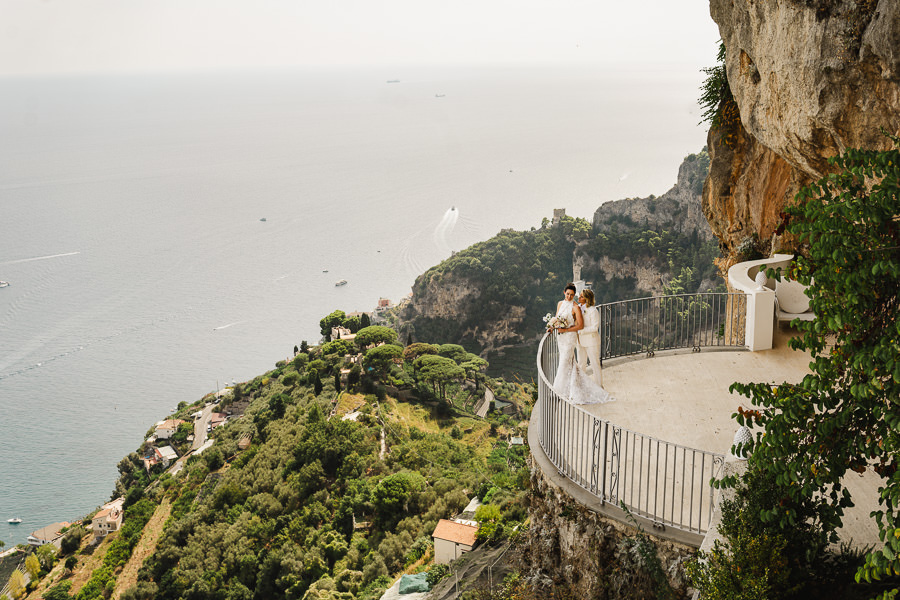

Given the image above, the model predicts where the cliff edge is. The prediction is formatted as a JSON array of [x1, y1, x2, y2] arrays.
[[704, 0, 900, 260]]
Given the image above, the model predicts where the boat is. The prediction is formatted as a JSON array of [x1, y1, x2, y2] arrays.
[[0, 281, 9, 288], [259, 217, 267, 222], [386, 79, 400, 84], [435, 94, 446, 98], [8, 517, 21, 524], [322, 269, 329, 273], [335, 279, 348, 287]]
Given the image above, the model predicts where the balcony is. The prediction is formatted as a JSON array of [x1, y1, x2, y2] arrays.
[[529, 269, 880, 549]]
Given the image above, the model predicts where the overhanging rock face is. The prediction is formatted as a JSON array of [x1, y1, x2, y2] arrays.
[[704, 0, 900, 258]]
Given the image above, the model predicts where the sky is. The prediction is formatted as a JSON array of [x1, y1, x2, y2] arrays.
[[0, 0, 721, 76]]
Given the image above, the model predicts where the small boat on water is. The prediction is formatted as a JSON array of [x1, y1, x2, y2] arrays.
[[0, 281, 9, 288], [8, 517, 21, 524], [259, 217, 267, 222], [335, 279, 348, 287]]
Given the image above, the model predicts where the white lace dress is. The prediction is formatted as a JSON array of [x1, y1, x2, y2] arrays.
[[552, 300, 614, 405]]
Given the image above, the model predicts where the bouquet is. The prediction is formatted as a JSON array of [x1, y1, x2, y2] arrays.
[[543, 313, 571, 330]]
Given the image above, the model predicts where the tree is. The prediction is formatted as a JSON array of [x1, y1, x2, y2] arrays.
[[414, 355, 465, 400], [25, 553, 40, 579], [319, 310, 346, 341], [730, 140, 900, 595], [360, 313, 371, 328], [320, 339, 355, 358], [35, 543, 56, 571], [314, 372, 323, 396], [348, 364, 361, 388], [334, 372, 341, 393], [363, 345, 403, 380], [65, 556, 78, 572], [437, 344, 467, 363], [354, 326, 398, 349], [342, 315, 361, 333], [8, 569, 25, 599], [460, 354, 488, 381]]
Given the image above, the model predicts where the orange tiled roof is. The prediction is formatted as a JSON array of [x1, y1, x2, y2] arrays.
[[432, 519, 478, 546]]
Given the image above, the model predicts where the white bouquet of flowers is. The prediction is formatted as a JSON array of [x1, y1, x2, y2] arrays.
[[543, 313, 571, 330]]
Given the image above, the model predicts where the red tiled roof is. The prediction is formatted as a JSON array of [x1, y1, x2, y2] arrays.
[[432, 519, 478, 546]]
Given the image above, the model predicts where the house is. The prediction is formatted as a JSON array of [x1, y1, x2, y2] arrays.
[[432, 519, 478, 564], [331, 326, 356, 342], [27, 522, 70, 547], [92, 498, 125, 538], [155, 445, 178, 467], [154, 419, 186, 440], [209, 413, 227, 430]]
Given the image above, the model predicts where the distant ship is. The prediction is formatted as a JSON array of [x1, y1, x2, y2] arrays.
[[259, 217, 267, 222], [0, 281, 9, 288], [7, 517, 21, 524], [335, 279, 348, 287], [435, 94, 446, 98], [386, 79, 400, 84]]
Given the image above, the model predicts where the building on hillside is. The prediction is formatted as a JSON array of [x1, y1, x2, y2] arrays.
[[154, 419, 186, 440], [432, 519, 478, 564], [209, 412, 227, 430], [552, 208, 566, 226], [92, 498, 125, 538], [155, 445, 178, 467], [331, 326, 356, 342], [27, 522, 70, 547]]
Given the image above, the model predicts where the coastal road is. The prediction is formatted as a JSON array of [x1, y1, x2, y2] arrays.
[[168, 403, 216, 476]]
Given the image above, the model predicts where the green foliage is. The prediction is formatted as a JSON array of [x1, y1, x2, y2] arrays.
[[426, 563, 451, 586], [43, 580, 72, 600], [321, 339, 355, 358], [355, 326, 399, 348], [320, 310, 346, 341], [729, 139, 900, 598], [437, 344, 467, 363], [699, 41, 741, 146], [362, 344, 403, 380]]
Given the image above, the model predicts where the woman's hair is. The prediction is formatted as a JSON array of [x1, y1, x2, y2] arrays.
[[581, 289, 595, 307], [564, 283, 577, 294]]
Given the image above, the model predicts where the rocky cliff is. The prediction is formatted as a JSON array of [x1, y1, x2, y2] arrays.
[[578, 150, 719, 300], [394, 152, 720, 367], [705, 0, 900, 260]]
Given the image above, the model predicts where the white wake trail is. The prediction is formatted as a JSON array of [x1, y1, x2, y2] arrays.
[[0, 251, 81, 265]]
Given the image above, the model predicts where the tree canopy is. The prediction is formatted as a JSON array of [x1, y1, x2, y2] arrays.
[[730, 139, 900, 596], [354, 326, 398, 348]]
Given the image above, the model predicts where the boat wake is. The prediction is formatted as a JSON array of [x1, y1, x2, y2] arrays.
[[0, 251, 81, 266], [213, 321, 245, 331]]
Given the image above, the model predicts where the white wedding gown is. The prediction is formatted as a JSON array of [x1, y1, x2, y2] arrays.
[[552, 300, 615, 405]]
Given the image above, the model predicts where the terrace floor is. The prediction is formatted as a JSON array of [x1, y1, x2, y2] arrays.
[[581, 327, 881, 550]]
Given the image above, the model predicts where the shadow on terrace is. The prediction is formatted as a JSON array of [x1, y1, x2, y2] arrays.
[[528, 255, 881, 549]]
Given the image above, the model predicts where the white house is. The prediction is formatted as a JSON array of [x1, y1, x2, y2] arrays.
[[92, 498, 125, 538], [155, 445, 178, 467], [432, 519, 478, 564], [27, 522, 70, 547], [154, 419, 185, 440]]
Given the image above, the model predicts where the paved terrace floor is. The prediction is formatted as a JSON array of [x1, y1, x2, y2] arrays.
[[580, 327, 881, 550]]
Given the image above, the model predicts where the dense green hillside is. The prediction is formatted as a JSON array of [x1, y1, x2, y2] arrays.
[[99, 327, 533, 600]]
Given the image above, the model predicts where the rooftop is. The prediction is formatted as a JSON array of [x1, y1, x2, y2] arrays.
[[432, 519, 478, 546]]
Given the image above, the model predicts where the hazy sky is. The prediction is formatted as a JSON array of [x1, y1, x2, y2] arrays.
[[0, 0, 721, 76]]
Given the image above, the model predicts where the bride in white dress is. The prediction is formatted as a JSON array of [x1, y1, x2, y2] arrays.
[[550, 284, 614, 405]]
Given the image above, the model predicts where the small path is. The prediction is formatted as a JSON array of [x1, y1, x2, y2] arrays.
[[113, 497, 172, 599]]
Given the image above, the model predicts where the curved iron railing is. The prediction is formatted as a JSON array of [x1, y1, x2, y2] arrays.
[[599, 292, 747, 362], [535, 292, 745, 538]]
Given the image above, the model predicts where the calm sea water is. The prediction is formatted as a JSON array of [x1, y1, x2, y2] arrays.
[[0, 65, 707, 545]]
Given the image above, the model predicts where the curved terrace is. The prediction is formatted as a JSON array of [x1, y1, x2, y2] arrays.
[[529, 260, 881, 549]]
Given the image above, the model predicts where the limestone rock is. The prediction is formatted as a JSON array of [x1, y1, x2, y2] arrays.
[[706, 0, 900, 257]]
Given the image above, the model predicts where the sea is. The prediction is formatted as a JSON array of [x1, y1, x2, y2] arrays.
[[0, 64, 708, 546]]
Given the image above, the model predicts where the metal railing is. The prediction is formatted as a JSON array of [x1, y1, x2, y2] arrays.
[[599, 292, 747, 362], [535, 292, 744, 537]]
